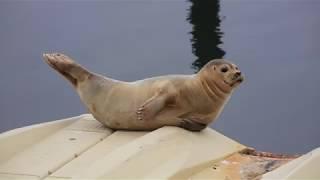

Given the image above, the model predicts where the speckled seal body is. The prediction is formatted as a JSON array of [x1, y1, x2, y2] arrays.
[[43, 53, 244, 131]]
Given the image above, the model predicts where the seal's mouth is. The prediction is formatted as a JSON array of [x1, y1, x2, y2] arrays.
[[223, 80, 231, 86], [224, 76, 244, 87]]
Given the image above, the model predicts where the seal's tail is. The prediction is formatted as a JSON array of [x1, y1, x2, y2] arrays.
[[43, 53, 91, 87]]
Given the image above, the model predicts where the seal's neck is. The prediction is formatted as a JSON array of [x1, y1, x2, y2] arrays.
[[196, 73, 231, 102]]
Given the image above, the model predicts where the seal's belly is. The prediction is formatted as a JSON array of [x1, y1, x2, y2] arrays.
[[86, 82, 177, 130], [92, 101, 184, 130], [97, 110, 182, 130]]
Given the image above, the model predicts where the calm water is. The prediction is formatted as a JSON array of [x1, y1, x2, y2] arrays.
[[0, 0, 319, 154]]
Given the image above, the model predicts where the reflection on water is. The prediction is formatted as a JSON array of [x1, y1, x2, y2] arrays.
[[188, 0, 225, 71]]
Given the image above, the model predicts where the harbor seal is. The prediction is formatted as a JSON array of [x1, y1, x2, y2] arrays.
[[43, 53, 244, 131]]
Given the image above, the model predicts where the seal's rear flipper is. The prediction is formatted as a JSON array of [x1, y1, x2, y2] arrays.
[[43, 53, 91, 87]]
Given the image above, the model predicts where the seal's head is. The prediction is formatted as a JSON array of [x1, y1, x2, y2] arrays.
[[199, 59, 244, 93]]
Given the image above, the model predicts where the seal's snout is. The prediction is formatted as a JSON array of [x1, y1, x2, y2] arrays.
[[235, 71, 241, 76], [231, 70, 244, 86], [233, 71, 243, 80]]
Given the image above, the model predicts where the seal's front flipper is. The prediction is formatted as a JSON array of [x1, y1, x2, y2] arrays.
[[136, 93, 172, 121], [43, 53, 91, 87], [179, 119, 207, 131]]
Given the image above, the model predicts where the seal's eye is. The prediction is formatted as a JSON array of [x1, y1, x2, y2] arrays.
[[221, 67, 228, 73]]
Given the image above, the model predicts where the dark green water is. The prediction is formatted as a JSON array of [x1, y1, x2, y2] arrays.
[[0, 0, 319, 153]]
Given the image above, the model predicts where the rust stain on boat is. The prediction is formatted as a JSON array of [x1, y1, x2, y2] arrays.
[[190, 148, 299, 180]]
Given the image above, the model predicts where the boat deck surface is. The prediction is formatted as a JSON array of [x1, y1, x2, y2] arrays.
[[0, 114, 319, 179]]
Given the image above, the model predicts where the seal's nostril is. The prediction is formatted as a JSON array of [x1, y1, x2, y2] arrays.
[[235, 71, 241, 76]]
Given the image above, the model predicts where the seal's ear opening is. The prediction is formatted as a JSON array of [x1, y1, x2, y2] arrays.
[[213, 66, 216, 70]]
